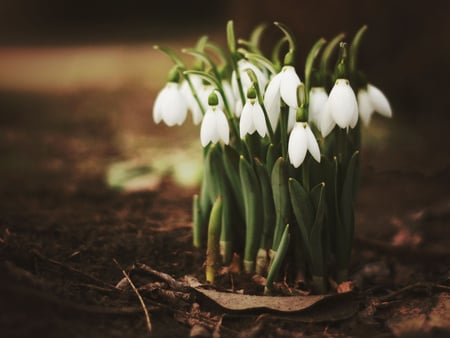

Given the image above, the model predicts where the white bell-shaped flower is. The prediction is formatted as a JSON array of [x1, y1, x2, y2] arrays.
[[308, 87, 328, 127], [288, 122, 321, 168], [222, 80, 236, 114], [239, 99, 267, 139], [153, 82, 188, 126], [263, 65, 302, 130], [231, 60, 268, 104], [320, 79, 358, 137], [357, 84, 392, 126], [200, 94, 230, 147]]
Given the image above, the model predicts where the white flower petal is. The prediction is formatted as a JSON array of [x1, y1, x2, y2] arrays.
[[280, 66, 301, 108], [305, 124, 321, 163], [320, 100, 336, 137], [349, 100, 359, 129], [288, 123, 307, 168], [328, 79, 358, 129], [216, 109, 230, 145], [200, 109, 216, 147], [287, 106, 296, 133], [368, 84, 392, 118], [308, 87, 328, 126], [263, 73, 282, 130], [252, 103, 267, 137], [240, 101, 254, 138], [222, 80, 235, 111], [357, 88, 373, 126], [152, 88, 164, 124], [234, 99, 243, 118], [162, 85, 187, 126]]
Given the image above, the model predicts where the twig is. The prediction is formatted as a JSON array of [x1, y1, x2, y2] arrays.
[[33, 250, 118, 291], [135, 263, 190, 292], [114, 259, 152, 335], [3, 261, 160, 316], [378, 281, 450, 302]]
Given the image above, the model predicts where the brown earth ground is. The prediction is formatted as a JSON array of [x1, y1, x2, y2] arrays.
[[0, 46, 449, 337]]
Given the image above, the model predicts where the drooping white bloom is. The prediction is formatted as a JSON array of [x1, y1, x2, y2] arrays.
[[263, 65, 302, 130], [357, 84, 392, 126], [180, 75, 205, 125], [308, 87, 328, 127], [231, 60, 268, 103], [320, 79, 358, 137], [200, 105, 230, 147], [288, 122, 321, 168], [239, 100, 267, 139], [222, 80, 236, 114], [153, 82, 188, 126], [234, 99, 243, 118]]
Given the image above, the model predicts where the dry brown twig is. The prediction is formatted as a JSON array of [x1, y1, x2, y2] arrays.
[[33, 249, 119, 291], [135, 262, 190, 292], [377, 281, 450, 302], [113, 259, 152, 335]]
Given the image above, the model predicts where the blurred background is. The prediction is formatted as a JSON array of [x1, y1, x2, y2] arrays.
[[0, 0, 449, 190], [0, 0, 449, 113]]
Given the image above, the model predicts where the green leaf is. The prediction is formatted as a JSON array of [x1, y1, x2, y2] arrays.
[[219, 180, 234, 264], [288, 177, 313, 265], [271, 157, 290, 250], [204, 144, 222, 203], [265, 224, 290, 294], [192, 195, 203, 248], [255, 158, 275, 249], [340, 150, 359, 258], [266, 143, 279, 174], [239, 156, 262, 272], [222, 145, 244, 217], [206, 196, 223, 283], [309, 183, 326, 276]]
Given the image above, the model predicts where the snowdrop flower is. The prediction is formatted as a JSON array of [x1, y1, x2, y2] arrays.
[[357, 84, 392, 126], [239, 88, 267, 139], [153, 82, 188, 126], [222, 80, 236, 114], [320, 79, 358, 137], [200, 93, 230, 147], [288, 122, 321, 168], [232, 60, 268, 106], [263, 65, 302, 130], [308, 87, 328, 127], [181, 76, 204, 125]]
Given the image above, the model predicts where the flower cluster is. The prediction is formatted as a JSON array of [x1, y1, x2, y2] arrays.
[[153, 22, 392, 294]]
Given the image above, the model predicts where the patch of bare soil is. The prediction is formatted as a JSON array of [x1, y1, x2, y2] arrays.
[[0, 90, 449, 337]]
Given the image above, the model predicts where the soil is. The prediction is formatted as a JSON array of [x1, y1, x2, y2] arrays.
[[0, 88, 449, 338]]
